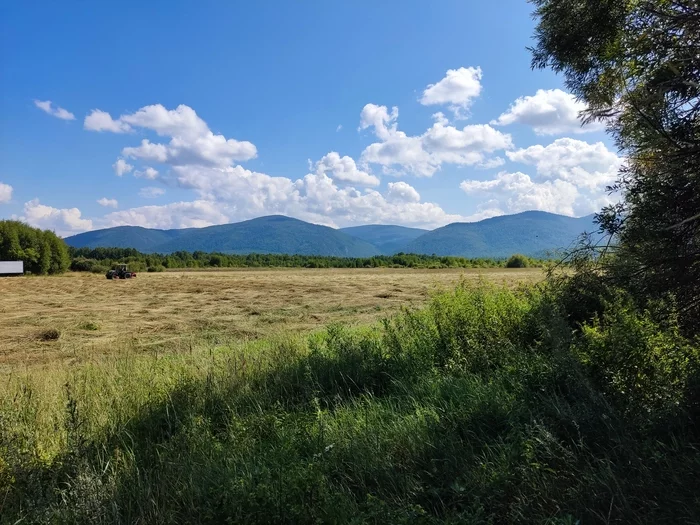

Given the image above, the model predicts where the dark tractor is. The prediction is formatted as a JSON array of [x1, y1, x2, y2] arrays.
[[106, 264, 137, 279]]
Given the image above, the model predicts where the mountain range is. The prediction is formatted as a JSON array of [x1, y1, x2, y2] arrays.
[[65, 211, 598, 258]]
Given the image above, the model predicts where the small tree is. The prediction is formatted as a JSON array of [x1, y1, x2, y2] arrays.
[[506, 254, 529, 268]]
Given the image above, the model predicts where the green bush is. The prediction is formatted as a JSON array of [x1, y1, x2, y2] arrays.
[[70, 257, 108, 274], [575, 294, 699, 419], [147, 265, 165, 272], [506, 254, 529, 268]]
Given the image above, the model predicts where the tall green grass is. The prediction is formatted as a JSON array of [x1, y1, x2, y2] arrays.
[[1, 280, 698, 523]]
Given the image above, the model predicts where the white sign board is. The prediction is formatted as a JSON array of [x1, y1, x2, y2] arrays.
[[0, 261, 24, 274]]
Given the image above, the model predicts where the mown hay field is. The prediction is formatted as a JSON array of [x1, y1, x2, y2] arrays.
[[0, 268, 543, 369]]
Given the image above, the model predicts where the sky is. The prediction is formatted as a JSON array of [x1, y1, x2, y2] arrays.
[[0, 1, 622, 236]]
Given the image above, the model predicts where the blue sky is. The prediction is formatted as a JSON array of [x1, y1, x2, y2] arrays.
[[0, 1, 621, 236]]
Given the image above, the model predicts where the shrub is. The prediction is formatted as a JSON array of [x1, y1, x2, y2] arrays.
[[575, 293, 699, 419], [147, 265, 166, 273], [506, 254, 529, 268]]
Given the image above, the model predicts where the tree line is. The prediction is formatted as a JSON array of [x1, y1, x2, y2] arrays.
[[69, 246, 541, 272]]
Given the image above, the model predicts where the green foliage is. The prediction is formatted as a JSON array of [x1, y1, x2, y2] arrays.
[[506, 254, 529, 268], [575, 294, 699, 419], [0, 220, 70, 275], [70, 257, 109, 274], [69, 246, 546, 271], [530, 0, 700, 333], [2, 281, 698, 524]]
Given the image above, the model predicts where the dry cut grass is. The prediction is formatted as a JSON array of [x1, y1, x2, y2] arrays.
[[0, 268, 543, 369]]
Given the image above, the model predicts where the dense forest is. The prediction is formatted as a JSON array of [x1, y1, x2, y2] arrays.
[[0, 220, 70, 275], [69, 246, 540, 271]]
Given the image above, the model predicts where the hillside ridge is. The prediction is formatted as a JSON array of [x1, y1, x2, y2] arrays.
[[65, 211, 597, 257]]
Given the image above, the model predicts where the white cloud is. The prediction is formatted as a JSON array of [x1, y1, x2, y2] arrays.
[[113, 158, 133, 176], [359, 103, 399, 141], [97, 197, 118, 208], [462, 200, 505, 222], [506, 138, 622, 190], [336, 124, 342, 132], [88, 104, 257, 168], [314, 152, 379, 187], [359, 104, 512, 177], [122, 140, 168, 163], [0, 182, 12, 203], [460, 137, 623, 218], [161, 163, 464, 228], [461, 171, 580, 216], [103, 200, 228, 230], [432, 112, 449, 126], [138, 187, 166, 198], [476, 157, 506, 169], [134, 166, 159, 180], [34, 100, 75, 121], [386, 181, 420, 203], [420, 67, 483, 118], [85, 109, 132, 133], [21, 199, 92, 236], [491, 89, 605, 135]]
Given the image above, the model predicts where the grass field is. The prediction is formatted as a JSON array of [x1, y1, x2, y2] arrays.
[[2, 268, 697, 524], [0, 268, 542, 369]]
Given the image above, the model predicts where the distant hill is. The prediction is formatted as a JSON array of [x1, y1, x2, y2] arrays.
[[65, 225, 191, 252], [154, 216, 380, 256], [64, 211, 599, 258], [340, 225, 427, 255], [66, 216, 381, 257], [404, 211, 597, 258]]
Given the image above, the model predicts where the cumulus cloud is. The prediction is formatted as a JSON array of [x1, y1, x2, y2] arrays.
[[34, 100, 75, 121], [360, 104, 512, 176], [134, 167, 159, 180], [154, 162, 465, 228], [386, 181, 420, 203], [97, 197, 118, 208], [460, 136, 623, 217], [461, 171, 580, 216], [314, 152, 379, 187], [420, 67, 483, 118], [491, 89, 605, 135], [506, 138, 622, 190], [0, 182, 12, 203], [359, 103, 399, 141], [138, 187, 166, 198], [21, 199, 93, 236], [113, 158, 133, 176], [88, 104, 257, 167], [85, 109, 132, 133], [103, 200, 229, 230]]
